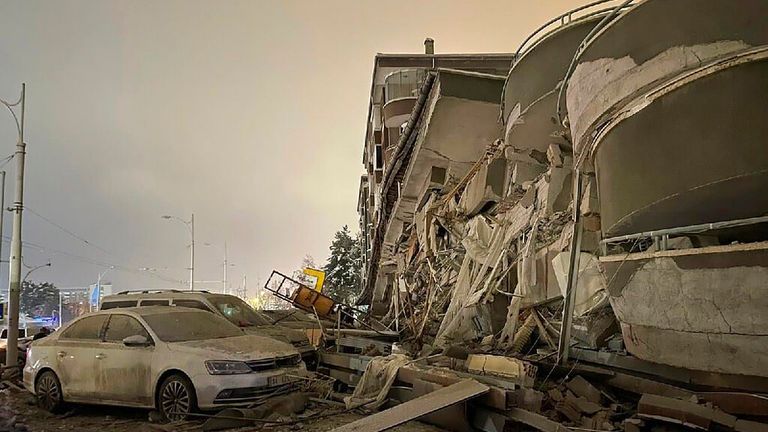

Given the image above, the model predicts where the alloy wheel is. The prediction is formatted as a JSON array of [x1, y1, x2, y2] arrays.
[[36, 373, 61, 412], [160, 379, 191, 421]]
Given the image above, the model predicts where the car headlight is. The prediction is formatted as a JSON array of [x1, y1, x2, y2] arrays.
[[204, 360, 251, 375]]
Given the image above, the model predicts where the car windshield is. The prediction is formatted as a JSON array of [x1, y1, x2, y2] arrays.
[[208, 295, 272, 327], [142, 311, 243, 342]]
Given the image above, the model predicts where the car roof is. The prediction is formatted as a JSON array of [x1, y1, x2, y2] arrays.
[[97, 305, 206, 317], [101, 291, 236, 302]]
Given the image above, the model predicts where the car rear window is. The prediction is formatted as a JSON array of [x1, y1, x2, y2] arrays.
[[140, 300, 170, 306], [142, 311, 242, 342], [172, 300, 213, 312], [100, 300, 138, 310], [60, 315, 108, 340]]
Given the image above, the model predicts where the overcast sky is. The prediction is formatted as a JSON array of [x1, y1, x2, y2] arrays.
[[0, 0, 582, 296]]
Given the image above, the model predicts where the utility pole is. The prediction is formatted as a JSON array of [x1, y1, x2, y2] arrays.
[[0, 171, 6, 301], [223, 242, 228, 294], [6, 84, 25, 368], [189, 213, 195, 291]]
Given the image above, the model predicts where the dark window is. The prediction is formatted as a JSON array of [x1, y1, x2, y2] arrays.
[[104, 315, 150, 342], [139, 300, 170, 306], [374, 144, 383, 170], [60, 315, 108, 340], [172, 300, 212, 312], [0, 329, 25, 338], [100, 300, 138, 310]]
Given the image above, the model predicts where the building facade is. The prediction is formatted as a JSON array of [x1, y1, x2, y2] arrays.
[[357, 40, 514, 314]]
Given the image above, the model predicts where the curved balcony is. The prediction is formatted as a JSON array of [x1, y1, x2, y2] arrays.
[[383, 69, 426, 104], [563, 0, 768, 236], [382, 97, 417, 129], [567, 0, 768, 155], [502, 14, 601, 140]]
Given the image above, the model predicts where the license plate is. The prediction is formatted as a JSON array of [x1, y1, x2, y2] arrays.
[[268, 374, 294, 387]]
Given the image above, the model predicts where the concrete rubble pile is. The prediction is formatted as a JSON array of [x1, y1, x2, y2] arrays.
[[338, 0, 768, 430]]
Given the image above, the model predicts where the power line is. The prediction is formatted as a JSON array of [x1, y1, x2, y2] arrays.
[[0, 153, 14, 171], [20, 207, 186, 284], [1, 236, 185, 286], [25, 206, 117, 258]]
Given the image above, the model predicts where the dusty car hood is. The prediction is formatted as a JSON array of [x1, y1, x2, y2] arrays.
[[168, 334, 298, 361], [242, 325, 308, 345]]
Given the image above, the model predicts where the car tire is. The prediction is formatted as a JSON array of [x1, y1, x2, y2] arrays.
[[35, 370, 64, 413], [158, 374, 196, 422]]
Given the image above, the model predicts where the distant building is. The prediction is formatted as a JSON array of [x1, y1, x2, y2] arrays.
[[357, 40, 514, 314], [58, 283, 113, 326]]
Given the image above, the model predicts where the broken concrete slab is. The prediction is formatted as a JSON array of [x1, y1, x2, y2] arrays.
[[461, 157, 508, 216], [565, 376, 602, 404], [696, 392, 768, 416], [547, 144, 564, 168], [552, 252, 608, 317], [332, 379, 489, 432], [735, 419, 768, 432], [638, 393, 737, 430], [412, 379, 475, 432]]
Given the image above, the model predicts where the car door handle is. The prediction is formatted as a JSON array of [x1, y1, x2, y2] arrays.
[[57, 351, 66, 358], [95, 353, 106, 360]]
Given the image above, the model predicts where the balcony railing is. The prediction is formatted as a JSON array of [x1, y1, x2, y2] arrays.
[[384, 69, 427, 104]]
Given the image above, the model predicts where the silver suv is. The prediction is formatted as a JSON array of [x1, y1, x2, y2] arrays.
[[100, 290, 315, 365]]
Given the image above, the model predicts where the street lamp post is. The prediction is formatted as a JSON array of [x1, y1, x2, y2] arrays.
[[2, 84, 26, 368], [162, 213, 195, 291], [90, 266, 114, 312]]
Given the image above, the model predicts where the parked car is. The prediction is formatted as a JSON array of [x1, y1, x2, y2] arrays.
[[100, 290, 316, 366], [23, 306, 306, 421]]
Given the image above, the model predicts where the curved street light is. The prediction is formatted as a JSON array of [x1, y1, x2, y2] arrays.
[[162, 213, 195, 290], [1, 83, 26, 367]]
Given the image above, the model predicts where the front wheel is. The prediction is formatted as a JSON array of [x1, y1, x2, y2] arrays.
[[158, 374, 196, 422], [35, 370, 64, 413]]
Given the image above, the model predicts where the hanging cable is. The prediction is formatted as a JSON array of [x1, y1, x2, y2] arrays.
[[25, 207, 116, 258]]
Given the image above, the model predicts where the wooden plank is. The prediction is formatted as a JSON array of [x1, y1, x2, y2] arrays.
[[331, 380, 489, 432]]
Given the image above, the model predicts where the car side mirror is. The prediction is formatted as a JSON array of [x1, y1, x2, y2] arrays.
[[123, 335, 150, 347]]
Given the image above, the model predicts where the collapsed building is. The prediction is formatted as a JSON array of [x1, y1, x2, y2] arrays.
[[357, 0, 768, 382], [347, 0, 768, 423]]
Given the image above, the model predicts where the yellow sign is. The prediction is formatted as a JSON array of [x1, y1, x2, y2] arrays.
[[302, 267, 325, 292]]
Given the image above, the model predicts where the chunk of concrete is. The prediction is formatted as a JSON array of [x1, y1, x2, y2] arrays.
[[466, 354, 536, 387], [552, 252, 608, 317], [566, 376, 602, 404], [506, 147, 547, 185], [547, 144, 565, 167], [536, 168, 572, 215], [462, 157, 508, 216], [580, 174, 599, 216]]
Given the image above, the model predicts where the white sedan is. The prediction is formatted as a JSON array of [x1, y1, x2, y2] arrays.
[[23, 306, 306, 421]]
